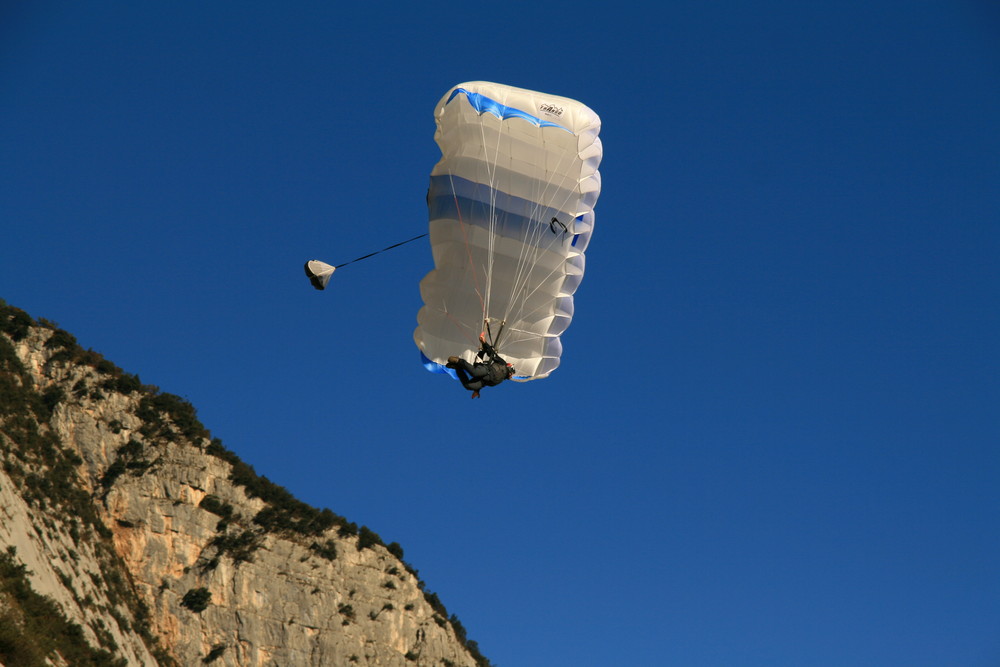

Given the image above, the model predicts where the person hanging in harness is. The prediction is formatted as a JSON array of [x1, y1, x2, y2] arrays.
[[446, 333, 515, 399]]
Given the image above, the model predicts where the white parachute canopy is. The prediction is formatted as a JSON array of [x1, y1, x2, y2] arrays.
[[304, 260, 336, 290], [413, 82, 603, 381]]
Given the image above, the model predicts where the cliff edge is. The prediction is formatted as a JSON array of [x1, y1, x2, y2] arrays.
[[0, 301, 490, 667]]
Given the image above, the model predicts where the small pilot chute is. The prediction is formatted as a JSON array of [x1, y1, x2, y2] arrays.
[[303, 235, 428, 291], [304, 260, 335, 290]]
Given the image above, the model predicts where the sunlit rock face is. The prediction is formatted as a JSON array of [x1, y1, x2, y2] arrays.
[[0, 308, 485, 667]]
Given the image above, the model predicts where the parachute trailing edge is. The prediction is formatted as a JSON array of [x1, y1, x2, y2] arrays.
[[304, 260, 335, 290], [413, 81, 603, 382]]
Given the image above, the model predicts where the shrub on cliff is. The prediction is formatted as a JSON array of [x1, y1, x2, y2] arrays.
[[181, 587, 212, 613]]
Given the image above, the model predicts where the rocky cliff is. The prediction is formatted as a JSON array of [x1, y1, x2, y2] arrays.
[[0, 301, 490, 667]]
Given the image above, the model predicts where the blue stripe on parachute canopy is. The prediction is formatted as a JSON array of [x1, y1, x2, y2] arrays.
[[446, 88, 572, 133], [421, 351, 458, 379], [428, 175, 579, 244]]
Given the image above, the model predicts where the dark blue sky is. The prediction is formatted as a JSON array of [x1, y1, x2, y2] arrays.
[[2, 2, 998, 665]]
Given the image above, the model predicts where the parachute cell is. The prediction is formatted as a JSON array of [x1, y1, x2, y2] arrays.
[[414, 82, 603, 381]]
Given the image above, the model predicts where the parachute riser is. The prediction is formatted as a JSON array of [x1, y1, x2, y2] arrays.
[[483, 318, 507, 351]]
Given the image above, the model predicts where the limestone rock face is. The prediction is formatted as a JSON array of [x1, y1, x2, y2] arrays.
[[0, 308, 486, 667]]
